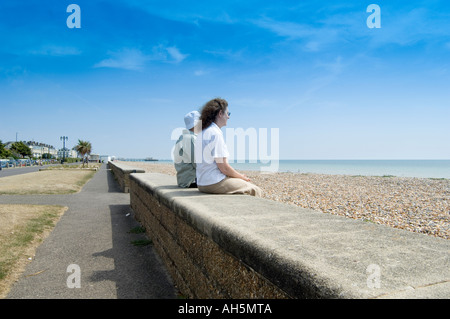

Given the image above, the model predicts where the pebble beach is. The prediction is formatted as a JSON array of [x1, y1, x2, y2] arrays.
[[119, 161, 450, 240]]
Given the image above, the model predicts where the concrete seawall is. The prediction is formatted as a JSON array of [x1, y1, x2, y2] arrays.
[[108, 161, 450, 299], [108, 161, 145, 193]]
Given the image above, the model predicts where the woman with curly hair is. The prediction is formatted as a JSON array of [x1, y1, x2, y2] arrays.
[[194, 98, 262, 197]]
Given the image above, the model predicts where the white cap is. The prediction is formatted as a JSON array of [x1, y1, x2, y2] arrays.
[[184, 111, 200, 129]]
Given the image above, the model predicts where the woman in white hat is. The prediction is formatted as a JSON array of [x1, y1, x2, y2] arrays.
[[173, 110, 200, 188]]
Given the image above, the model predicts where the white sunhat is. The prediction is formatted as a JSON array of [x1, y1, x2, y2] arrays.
[[184, 111, 200, 129]]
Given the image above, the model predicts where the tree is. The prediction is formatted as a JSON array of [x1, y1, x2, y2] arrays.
[[11, 141, 32, 158], [74, 140, 92, 167], [0, 140, 12, 158]]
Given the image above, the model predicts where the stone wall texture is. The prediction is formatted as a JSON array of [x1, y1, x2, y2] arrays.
[[130, 177, 290, 298]]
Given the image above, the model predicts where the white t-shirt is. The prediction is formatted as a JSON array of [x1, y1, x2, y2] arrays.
[[195, 122, 229, 186]]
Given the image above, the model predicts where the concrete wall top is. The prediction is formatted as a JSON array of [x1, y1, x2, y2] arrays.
[[108, 161, 145, 174], [130, 172, 450, 299]]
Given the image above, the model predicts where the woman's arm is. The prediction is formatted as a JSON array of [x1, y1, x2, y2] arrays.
[[215, 157, 251, 182]]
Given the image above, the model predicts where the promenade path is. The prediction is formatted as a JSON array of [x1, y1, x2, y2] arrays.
[[1, 164, 176, 299]]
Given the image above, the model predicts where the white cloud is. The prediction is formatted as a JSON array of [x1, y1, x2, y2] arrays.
[[304, 41, 320, 52], [251, 17, 341, 52], [251, 7, 450, 52], [94, 46, 188, 71], [94, 48, 148, 71], [252, 17, 316, 39], [204, 49, 243, 61], [194, 67, 215, 76], [30, 45, 82, 56], [283, 56, 347, 113], [315, 56, 345, 75], [166, 46, 188, 63], [151, 45, 188, 63], [194, 69, 207, 76]]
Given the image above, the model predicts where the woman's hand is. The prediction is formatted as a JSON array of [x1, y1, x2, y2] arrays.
[[216, 158, 250, 182], [239, 174, 251, 182]]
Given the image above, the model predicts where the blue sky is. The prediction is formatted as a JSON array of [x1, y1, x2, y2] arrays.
[[1, 0, 449, 160]]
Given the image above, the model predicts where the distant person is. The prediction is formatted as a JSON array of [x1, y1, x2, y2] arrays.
[[195, 98, 262, 197], [173, 111, 200, 188]]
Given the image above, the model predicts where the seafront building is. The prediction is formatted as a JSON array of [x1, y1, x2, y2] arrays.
[[3, 141, 76, 160], [57, 147, 78, 159], [1, 140, 104, 162], [29, 142, 58, 159]]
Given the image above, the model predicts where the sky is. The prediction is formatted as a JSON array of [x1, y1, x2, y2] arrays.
[[1, 0, 449, 160]]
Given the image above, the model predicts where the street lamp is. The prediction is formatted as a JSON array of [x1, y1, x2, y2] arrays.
[[60, 136, 68, 163]]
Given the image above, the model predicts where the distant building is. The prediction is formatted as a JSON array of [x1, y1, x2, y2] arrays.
[[4, 141, 58, 159], [58, 147, 77, 159], [100, 155, 115, 162], [89, 154, 100, 162], [29, 144, 58, 159]]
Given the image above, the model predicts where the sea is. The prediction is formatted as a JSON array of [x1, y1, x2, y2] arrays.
[[122, 159, 450, 179], [230, 160, 450, 179]]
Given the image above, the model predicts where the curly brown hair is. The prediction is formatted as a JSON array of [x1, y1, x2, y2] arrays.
[[199, 98, 228, 130]]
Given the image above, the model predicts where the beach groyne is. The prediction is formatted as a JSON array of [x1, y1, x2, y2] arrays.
[[108, 161, 450, 299]]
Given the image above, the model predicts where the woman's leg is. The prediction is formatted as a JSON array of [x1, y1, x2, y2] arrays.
[[198, 177, 262, 197]]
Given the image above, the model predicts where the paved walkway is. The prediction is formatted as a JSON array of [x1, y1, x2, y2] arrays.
[[1, 164, 176, 299]]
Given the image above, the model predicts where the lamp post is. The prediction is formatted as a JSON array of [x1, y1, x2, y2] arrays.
[[60, 136, 68, 163]]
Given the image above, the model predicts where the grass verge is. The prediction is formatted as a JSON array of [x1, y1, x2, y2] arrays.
[[0, 169, 96, 195], [0, 204, 67, 298], [0, 165, 98, 297]]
